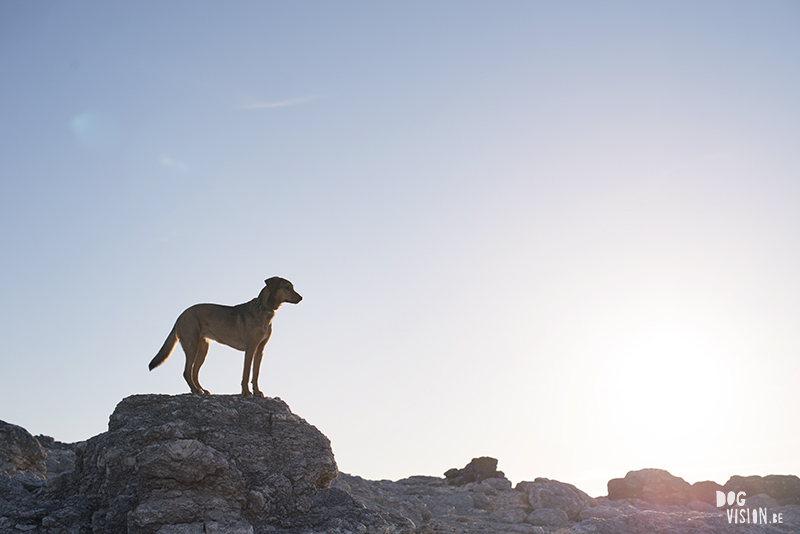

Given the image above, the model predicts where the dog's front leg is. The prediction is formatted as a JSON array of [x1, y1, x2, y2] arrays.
[[241, 348, 255, 396], [251, 339, 269, 398]]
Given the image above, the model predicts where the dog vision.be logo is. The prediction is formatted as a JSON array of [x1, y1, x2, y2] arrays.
[[717, 491, 783, 525]]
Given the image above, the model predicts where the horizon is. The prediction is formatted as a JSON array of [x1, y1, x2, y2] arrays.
[[1, 1, 799, 499]]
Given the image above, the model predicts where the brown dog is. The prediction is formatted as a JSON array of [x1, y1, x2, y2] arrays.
[[149, 277, 302, 396]]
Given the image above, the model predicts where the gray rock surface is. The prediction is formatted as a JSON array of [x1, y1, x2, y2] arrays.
[[524, 507, 569, 527], [333, 470, 800, 534], [516, 478, 596, 521], [0, 420, 47, 492], [0, 395, 410, 534], [444, 456, 506, 486], [607, 468, 694, 505], [723, 475, 800, 506], [569, 508, 758, 534], [3, 405, 800, 534], [693, 480, 724, 504]]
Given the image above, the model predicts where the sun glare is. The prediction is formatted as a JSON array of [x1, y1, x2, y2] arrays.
[[596, 322, 732, 469]]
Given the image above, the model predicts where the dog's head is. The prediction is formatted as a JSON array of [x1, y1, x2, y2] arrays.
[[263, 276, 303, 308]]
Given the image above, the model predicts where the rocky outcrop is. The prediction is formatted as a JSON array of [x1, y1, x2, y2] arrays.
[[0, 421, 46, 476], [0, 395, 410, 534], [83, 394, 342, 533], [723, 475, 800, 506], [607, 468, 694, 505], [693, 480, 724, 504], [444, 456, 506, 486], [33, 436, 76, 481], [569, 507, 781, 534], [333, 471, 537, 533], [0, 420, 51, 494], [334, 466, 800, 534], [516, 478, 596, 521], [3, 404, 800, 534], [606, 469, 800, 512]]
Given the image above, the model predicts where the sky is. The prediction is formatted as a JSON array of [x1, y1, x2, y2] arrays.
[[1, 1, 799, 498]]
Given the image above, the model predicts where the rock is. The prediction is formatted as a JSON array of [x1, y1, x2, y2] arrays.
[[0, 420, 46, 475], [335, 470, 543, 533], [331, 473, 440, 529], [490, 507, 527, 524], [693, 480, 723, 504], [107, 394, 337, 496], [5, 402, 800, 534], [745, 493, 779, 509], [0, 471, 31, 504], [607, 476, 636, 500], [445, 456, 507, 486], [607, 468, 693, 506], [482, 477, 513, 491], [723, 475, 800, 506], [579, 505, 623, 520], [568, 509, 734, 534], [688, 500, 718, 512], [780, 504, 800, 530], [35, 435, 77, 476], [525, 507, 569, 526], [73, 394, 341, 533], [0, 394, 411, 534], [4, 470, 46, 492], [516, 478, 596, 521], [472, 491, 495, 511]]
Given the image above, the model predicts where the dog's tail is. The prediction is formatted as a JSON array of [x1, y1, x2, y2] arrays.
[[149, 326, 178, 371]]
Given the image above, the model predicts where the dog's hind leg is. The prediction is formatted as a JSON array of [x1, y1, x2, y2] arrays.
[[180, 336, 210, 395], [241, 348, 256, 397], [191, 338, 211, 395]]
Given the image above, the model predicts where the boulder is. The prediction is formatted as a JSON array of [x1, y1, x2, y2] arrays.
[[0, 394, 412, 534], [517, 478, 596, 521], [607, 468, 693, 506], [75, 394, 340, 533], [578, 505, 623, 520], [745, 494, 779, 509], [692, 480, 723, 504], [0, 420, 46, 475], [489, 507, 527, 524], [481, 477, 512, 491], [471, 491, 495, 511], [444, 456, 507, 486], [723, 475, 800, 506], [525, 507, 570, 527]]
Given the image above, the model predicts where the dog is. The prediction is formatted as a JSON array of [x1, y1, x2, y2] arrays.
[[149, 277, 302, 396]]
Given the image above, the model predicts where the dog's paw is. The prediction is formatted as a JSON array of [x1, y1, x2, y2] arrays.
[[253, 390, 264, 398], [241, 390, 253, 397]]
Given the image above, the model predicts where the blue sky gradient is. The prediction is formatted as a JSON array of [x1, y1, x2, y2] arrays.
[[1, 1, 799, 496]]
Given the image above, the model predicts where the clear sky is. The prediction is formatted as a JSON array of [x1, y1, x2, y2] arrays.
[[1, 1, 799, 498]]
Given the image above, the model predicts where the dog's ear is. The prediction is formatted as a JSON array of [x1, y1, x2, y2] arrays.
[[265, 277, 282, 295]]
